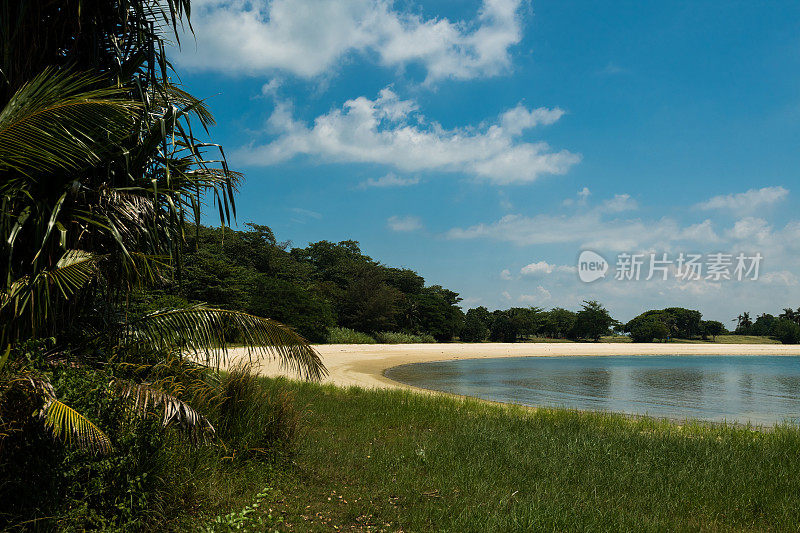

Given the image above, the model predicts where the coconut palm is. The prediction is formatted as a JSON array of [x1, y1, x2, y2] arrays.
[[0, 0, 325, 452]]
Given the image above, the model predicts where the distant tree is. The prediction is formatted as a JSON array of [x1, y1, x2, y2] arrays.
[[544, 308, 577, 338], [735, 312, 753, 334], [750, 314, 777, 337], [627, 315, 670, 342], [778, 308, 800, 327], [508, 307, 545, 339], [460, 307, 490, 342], [413, 286, 464, 342], [489, 311, 519, 342], [338, 263, 402, 333], [572, 300, 615, 341], [700, 320, 726, 341], [774, 319, 800, 344]]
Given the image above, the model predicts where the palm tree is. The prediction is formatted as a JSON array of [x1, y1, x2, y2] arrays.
[[0, 1, 325, 452]]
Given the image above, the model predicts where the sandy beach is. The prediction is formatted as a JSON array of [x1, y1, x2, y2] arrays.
[[231, 342, 800, 390]]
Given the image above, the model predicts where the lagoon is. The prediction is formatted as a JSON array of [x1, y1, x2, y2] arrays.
[[385, 355, 800, 426]]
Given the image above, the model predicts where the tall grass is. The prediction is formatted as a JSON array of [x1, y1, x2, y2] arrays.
[[270, 380, 800, 531], [374, 331, 436, 344], [325, 327, 377, 344]]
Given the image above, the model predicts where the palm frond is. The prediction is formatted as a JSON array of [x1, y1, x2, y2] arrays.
[[39, 398, 113, 455], [25, 375, 111, 454], [113, 379, 214, 441], [0, 67, 140, 179], [126, 306, 327, 381]]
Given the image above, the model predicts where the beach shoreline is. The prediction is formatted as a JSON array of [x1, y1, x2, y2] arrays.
[[232, 342, 800, 390]]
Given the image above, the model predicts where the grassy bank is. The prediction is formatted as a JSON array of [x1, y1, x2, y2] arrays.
[[9, 373, 800, 531], [223, 378, 800, 531]]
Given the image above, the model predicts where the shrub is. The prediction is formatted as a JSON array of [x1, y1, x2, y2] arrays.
[[326, 327, 377, 344], [216, 367, 300, 459], [374, 331, 437, 344]]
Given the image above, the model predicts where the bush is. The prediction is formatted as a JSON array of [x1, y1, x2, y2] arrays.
[[629, 316, 670, 343], [374, 331, 437, 344], [774, 319, 800, 344], [216, 367, 300, 459], [326, 327, 376, 344], [0, 362, 303, 530]]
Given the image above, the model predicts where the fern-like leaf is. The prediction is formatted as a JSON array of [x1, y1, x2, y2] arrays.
[[126, 306, 327, 381], [113, 380, 215, 441], [39, 398, 113, 454]]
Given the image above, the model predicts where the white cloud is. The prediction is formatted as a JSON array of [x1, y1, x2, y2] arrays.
[[260, 78, 283, 97], [174, 0, 523, 82], [696, 186, 788, 212], [727, 217, 772, 242], [562, 186, 590, 206], [447, 211, 723, 251], [288, 207, 322, 223], [500, 105, 564, 135], [518, 285, 551, 303], [761, 271, 799, 286], [519, 261, 575, 276], [601, 193, 637, 213], [387, 215, 422, 232], [500, 268, 513, 280], [236, 88, 580, 184], [358, 173, 420, 189]]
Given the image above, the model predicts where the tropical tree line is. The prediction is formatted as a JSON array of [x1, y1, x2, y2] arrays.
[[734, 309, 800, 344], [138, 224, 465, 343]]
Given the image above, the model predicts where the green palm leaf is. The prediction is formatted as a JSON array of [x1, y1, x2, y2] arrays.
[[26, 375, 111, 454], [0, 67, 139, 180], [127, 306, 327, 381], [40, 398, 113, 455]]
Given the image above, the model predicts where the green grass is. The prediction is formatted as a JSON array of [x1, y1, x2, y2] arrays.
[[15, 368, 798, 530], [240, 378, 800, 532], [375, 331, 437, 344], [325, 327, 377, 344]]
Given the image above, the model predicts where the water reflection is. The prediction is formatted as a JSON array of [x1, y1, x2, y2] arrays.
[[385, 355, 800, 426]]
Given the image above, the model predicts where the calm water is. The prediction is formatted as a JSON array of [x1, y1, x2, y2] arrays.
[[385, 355, 800, 426]]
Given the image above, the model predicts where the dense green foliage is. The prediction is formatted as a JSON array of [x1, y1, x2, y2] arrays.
[[149, 224, 465, 343], [0, 360, 301, 530], [460, 301, 616, 342], [0, 1, 324, 529], [734, 307, 800, 344]]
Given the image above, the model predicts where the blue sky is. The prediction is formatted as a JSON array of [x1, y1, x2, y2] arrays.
[[171, 0, 800, 323]]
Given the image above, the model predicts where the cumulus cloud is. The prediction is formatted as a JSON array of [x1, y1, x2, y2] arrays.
[[519, 261, 575, 276], [518, 286, 551, 303], [500, 268, 513, 280], [387, 215, 422, 232], [726, 217, 772, 243], [601, 193, 638, 213], [696, 186, 788, 212], [236, 88, 580, 184], [174, 0, 523, 82], [358, 173, 420, 189], [562, 186, 590, 206]]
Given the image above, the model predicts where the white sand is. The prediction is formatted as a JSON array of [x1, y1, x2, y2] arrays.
[[231, 342, 800, 390]]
